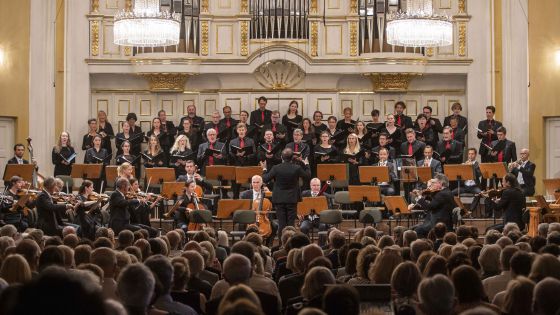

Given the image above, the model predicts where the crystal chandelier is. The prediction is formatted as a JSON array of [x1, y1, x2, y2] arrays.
[[114, 0, 181, 47], [386, 0, 452, 48]]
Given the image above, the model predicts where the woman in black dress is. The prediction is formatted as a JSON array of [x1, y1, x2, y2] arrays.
[[115, 140, 137, 166], [340, 133, 366, 185], [82, 118, 98, 152], [52, 131, 76, 176], [312, 110, 328, 134], [367, 109, 385, 148], [97, 110, 114, 156], [146, 117, 170, 160], [169, 134, 194, 178], [282, 100, 303, 142], [177, 119, 200, 153], [143, 135, 167, 169], [84, 135, 109, 192], [314, 131, 339, 166], [381, 114, 403, 152]]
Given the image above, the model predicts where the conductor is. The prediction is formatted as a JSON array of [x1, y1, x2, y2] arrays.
[[262, 148, 311, 238]]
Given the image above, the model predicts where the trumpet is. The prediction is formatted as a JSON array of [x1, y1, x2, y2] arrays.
[[423, 158, 430, 167], [508, 159, 523, 170], [463, 159, 474, 165]]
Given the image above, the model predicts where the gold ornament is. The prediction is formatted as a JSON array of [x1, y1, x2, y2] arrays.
[[458, 22, 467, 57], [367, 73, 421, 92], [91, 21, 99, 56], [240, 21, 249, 56], [141, 73, 190, 92], [201, 21, 209, 55], [91, 0, 99, 13], [310, 22, 318, 57], [350, 21, 358, 56]]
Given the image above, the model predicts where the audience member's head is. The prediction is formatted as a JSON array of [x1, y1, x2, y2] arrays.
[[502, 277, 535, 315], [322, 285, 359, 315], [301, 266, 335, 300], [391, 261, 421, 299], [0, 254, 32, 284], [532, 277, 560, 315], [529, 253, 560, 282], [478, 244, 501, 277], [418, 274, 455, 315], [15, 239, 41, 272], [223, 253, 252, 285], [510, 251, 533, 277], [369, 246, 403, 284], [91, 247, 117, 279], [117, 263, 155, 311], [38, 246, 65, 271], [451, 265, 487, 305]]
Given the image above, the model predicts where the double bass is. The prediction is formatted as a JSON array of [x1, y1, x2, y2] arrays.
[[26, 137, 45, 189], [249, 188, 272, 237]]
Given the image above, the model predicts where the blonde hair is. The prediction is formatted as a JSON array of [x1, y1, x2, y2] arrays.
[[368, 246, 403, 284], [117, 162, 133, 178], [344, 133, 361, 155], [0, 254, 32, 284], [147, 135, 162, 155], [170, 134, 191, 153], [54, 131, 73, 154]]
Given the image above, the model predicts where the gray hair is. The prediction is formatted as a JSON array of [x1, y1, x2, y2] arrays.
[[538, 223, 549, 238], [433, 173, 449, 188], [293, 128, 303, 136]]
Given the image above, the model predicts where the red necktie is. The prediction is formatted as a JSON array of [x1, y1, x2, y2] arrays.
[[268, 143, 272, 151], [261, 111, 265, 123], [446, 141, 451, 150], [226, 119, 230, 128], [451, 130, 455, 140], [240, 138, 245, 148], [215, 124, 219, 134], [397, 115, 402, 127], [498, 151, 504, 162], [295, 143, 299, 153], [408, 143, 413, 155], [272, 123, 276, 132], [209, 142, 214, 165]]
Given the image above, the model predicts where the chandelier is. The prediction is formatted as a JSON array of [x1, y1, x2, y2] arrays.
[[113, 0, 181, 47], [386, 0, 452, 48]]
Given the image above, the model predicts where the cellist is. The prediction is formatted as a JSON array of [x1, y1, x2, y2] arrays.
[[240, 175, 277, 246], [172, 180, 200, 233]]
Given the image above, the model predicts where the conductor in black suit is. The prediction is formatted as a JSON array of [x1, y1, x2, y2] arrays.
[[109, 178, 142, 234], [36, 177, 74, 236], [509, 148, 536, 196], [250, 96, 272, 128], [411, 174, 456, 237], [262, 148, 311, 238]]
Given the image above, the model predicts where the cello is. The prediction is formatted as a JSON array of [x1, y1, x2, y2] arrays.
[[250, 188, 272, 237], [187, 190, 207, 231]]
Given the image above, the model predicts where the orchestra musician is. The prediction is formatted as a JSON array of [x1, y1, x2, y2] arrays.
[[108, 178, 143, 234], [36, 176, 75, 236], [483, 173, 525, 231], [204, 111, 226, 142], [394, 101, 413, 130], [177, 118, 200, 153], [197, 128, 227, 174], [169, 135, 193, 178], [239, 175, 278, 246], [262, 148, 311, 238], [117, 162, 135, 181], [400, 128, 426, 161], [146, 117, 170, 160], [82, 118, 98, 151], [158, 109, 177, 149], [371, 133, 396, 163], [74, 180, 101, 240], [418, 146, 443, 174], [262, 110, 288, 145], [299, 178, 329, 236], [453, 148, 482, 196], [366, 109, 384, 148], [414, 114, 436, 148], [381, 114, 403, 152], [250, 96, 272, 129], [52, 131, 76, 176], [97, 110, 114, 156], [1, 176, 33, 231], [376, 148, 397, 197], [509, 148, 536, 196], [477, 105, 503, 162], [178, 104, 205, 137], [311, 111, 328, 135], [128, 178, 160, 237], [410, 173, 455, 237], [115, 141, 137, 166], [444, 102, 468, 133], [436, 126, 463, 165], [177, 160, 213, 193], [488, 126, 517, 164], [142, 135, 166, 169], [258, 130, 283, 171], [172, 179, 199, 233], [282, 100, 303, 142], [8, 143, 33, 165]]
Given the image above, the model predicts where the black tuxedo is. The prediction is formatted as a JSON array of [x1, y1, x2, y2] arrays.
[[510, 161, 536, 196], [444, 114, 468, 133], [250, 109, 273, 127], [477, 119, 503, 160], [436, 139, 463, 164], [263, 161, 311, 237], [36, 190, 66, 236], [197, 141, 227, 173], [394, 114, 413, 129], [414, 188, 455, 236], [489, 139, 517, 164], [400, 140, 426, 161], [229, 137, 257, 166]]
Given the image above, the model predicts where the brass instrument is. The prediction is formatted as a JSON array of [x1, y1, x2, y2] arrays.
[[463, 159, 474, 165], [508, 158, 524, 170], [423, 158, 430, 167]]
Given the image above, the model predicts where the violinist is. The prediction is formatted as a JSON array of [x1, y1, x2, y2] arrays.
[[115, 141, 137, 166], [108, 178, 142, 234], [240, 175, 277, 246], [169, 135, 193, 178], [1, 176, 33, 232], [173, 180, 199, 232], [74, 180, 100, 240], [299, 178, 329, 236], [36, 176, 75, 236], [52, 131, 76, 176], [410, 174, 455, 237], [128, 178, 160, 237], [143, 135, 166, 168], [82, 118, 98, 151], [146, 117, 170, 160], [483, 173, 525, 231], [177, 160, 213, 193], [97, 110, 114, 156]]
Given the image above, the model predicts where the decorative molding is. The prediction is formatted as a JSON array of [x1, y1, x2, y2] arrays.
[[310, 22, 318, 57], [458, 0, 466, 14], [201, 21, 209, 55], [91, 20, 100, 56], [201, 0, 209, 13], [240, 0, 248, 13], [141, 73, 190, 92], [91, 0, 99, 13], [366, 73, 421, 92], [254, 60, 306, 90], [426, 47, 434, 57], [458, 22, 467, 57], [124, 46, 132, 56], [350, 0, 358, 14], [311, 0, 318, 14], [125, 0, 132, 11], [240, 21, 249, 56], [349, 21, 358, 56]]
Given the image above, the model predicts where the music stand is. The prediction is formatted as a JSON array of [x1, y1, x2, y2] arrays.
[[216, 199, 251, 230], [359, 166, 390, 185], [70, 164, 103, 180], [235, 166, 263, 185], [145, 168, 176, 185], [384, 195, 416, 227], [161, 182, 186, 200], [479, 163, 507, 189], [444, 164, 475, 196], [416, 166, 433, 182], [349, 185, 381, 209], [3, 164, 34, 183], [104, 166, 136, 185], [543, 178, 560, 197], [297, 196, 329, 216], [317, 164, 348, 191]]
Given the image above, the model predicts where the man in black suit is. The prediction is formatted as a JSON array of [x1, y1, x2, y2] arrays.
[[178, 104, 205, 135], [36, 177, 74, 236], [257, 130, 283, 170], [444, 102, 468, 133], [285, 129, 310, 161], [239, 175, 278, 246], [485, 173, 526, 231], [448, 116, 465, 144], [436, 127, 463, 165], [394, 101, 413, 129], [417, 146, 443, 175], [219, 105, 238, 141], [412, 174, 456, 237], [509, 148, 536, 196], [197, 129, 227, 174], [453, 148, 482, 195], [250, 96, 272, 129], [158, 110, 177, 149], [204, 111, 227, 142], [7, 143, 32, 165], [109, 178, 142, 234], [420, 106, 443, 143], [261, 110, 288, 144], [477, 105, 503, 162], [299, 178, 330, 236], [400, 128, 426, 161], [230, 123, 257, 198], [370, 133, 396, 163], [177, 160, 213, 193], [377, 148, 398, 196], [262, 148, 311, 238], [489, 126, 517, 164]]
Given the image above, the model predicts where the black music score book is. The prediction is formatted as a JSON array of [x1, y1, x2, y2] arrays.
[[230, 145, 254, 156]]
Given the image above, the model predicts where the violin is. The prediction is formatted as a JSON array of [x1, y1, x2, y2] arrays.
[[479, 188, 505, 199], [187, 191, 208, 231], [88, 192, 110, 202], [249, 188, 272, 237]]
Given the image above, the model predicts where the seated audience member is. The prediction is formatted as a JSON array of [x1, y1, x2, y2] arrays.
[[500, 277, 535, 315], [117, 263, 162, 315], [482, 245, 518, 301], [91, 247, 118, 301], [322, 285, 359, 315], [532, 277, 560, 315], [285, 266, 336, 315], [451, 265, 500, 314], [417, 274, 456, 315]]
